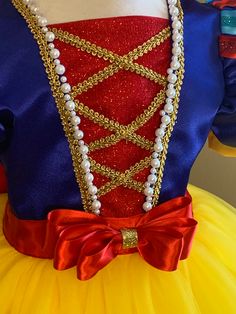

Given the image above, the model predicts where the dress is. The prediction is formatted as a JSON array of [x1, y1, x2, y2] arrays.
[[0, 0, 236, 313]]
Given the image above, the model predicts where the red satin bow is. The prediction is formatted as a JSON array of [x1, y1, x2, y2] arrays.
[[46, 196, 197, 280]]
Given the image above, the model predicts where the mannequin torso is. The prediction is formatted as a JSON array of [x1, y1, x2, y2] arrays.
[[36, 0, 168, 24]]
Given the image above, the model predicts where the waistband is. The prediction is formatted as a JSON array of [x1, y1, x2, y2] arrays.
[[3, 195, 198, 280]]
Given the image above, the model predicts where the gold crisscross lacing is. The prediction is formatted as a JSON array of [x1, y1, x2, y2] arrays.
[[49, 25, 170, 197]]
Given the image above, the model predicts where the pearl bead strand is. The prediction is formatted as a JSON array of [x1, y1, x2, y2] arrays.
[[22, 0, 183, 215]]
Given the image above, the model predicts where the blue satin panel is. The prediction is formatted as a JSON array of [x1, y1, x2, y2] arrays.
[[0, 0, 229, 219]]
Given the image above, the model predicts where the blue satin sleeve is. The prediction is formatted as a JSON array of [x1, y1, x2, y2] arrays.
[[211, 57, 236, 147]]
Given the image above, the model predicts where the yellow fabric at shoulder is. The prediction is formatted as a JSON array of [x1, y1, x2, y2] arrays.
[[208, 131, 236, 157]]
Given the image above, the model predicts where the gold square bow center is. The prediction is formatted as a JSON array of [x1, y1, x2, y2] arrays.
[[121, 228, 138, 249]]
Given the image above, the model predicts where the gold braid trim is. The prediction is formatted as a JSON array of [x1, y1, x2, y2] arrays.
[[90, 156, 152, 196], [50, 27, 170, 97], [76, 89, 166, 152]]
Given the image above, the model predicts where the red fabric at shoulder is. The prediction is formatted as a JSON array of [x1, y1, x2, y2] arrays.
[[219, 35, 236, 59], [212, 0, 236, 9], [0, 164, 7, 193]]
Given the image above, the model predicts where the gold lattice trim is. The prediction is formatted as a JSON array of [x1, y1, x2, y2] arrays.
[[76, 89, 166, 152], [12, 0, 185, 211], [50, 27, 170, 97], [91, 156, 152, 196]]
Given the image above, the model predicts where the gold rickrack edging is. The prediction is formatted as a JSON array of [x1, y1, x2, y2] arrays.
[[50, 26, 171, 98], [11, 0, 93, 211]]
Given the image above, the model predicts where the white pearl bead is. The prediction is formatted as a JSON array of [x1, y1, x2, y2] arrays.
[[166, 88, 176, 98], [42, 27, 48, 33], [147, 174, 157, 184], [161, 115, 171, 125], [50, 48, 60, 59], [170, 60, 180, 70], [172, 20, 181, 30], [70, 111, 76, 117], [92, 195, 98, 201], [143, 202, 152, 212], [168, 83, 175, 89], [155, 128, 165, 138], [150, 167, 157, 174], [173, 29, 180, 35], [167, 73, 177, 84], [167, 68, 173, 75], [66, 100, 75, 111], [73, 126, 79, 131], [160, 123, 167, 129], [79, 140, 84, 145], [166, 98, 173, 105], [61, 83, 71, 93], [144, 187, 154, 196], [172, 32, 182, 42], [155, 136, 162, 143], [173, 42, 180, 49], [79, 144, 89, 155], [171, 7, 179, 16], [94, 209, 101, 215], [169, 0, 177, 4], [146, 196, 153, 202], [45, 31, 55, 42], [154, 142, 163, 153], [88, 185, 98, 195], [54, 59, 60, 66], [164, 103, 174, 113], [48, 43, 55, 49], [82, 154, 88, 160], [60, 76, 67, 83], [74, 130, 84, 140], [160, 110, 166, 116], [81, 160, 90, 171], [64, 94, 71, 101], [92, 200, 101, 211], [151, 158, 160, 168], [71, 116, 81, 125], [152, 152, 158, 158], [38, 17, 48, 27], [85, 172, 94, 183], [55, 64, 65, 75], [172, 55, 179, 63], [172, 46, 181, 56]]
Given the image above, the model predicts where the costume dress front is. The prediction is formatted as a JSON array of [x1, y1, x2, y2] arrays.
[[0, 0, 236, 313]]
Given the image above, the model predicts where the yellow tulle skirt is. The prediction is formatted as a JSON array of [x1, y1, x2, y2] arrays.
[[0, 184, 236, 314]]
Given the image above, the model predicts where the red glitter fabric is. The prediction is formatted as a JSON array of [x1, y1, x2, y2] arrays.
[[49, 16, 171, 217]]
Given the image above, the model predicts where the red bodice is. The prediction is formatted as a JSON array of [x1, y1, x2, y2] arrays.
[[50, 16, 171, 217]]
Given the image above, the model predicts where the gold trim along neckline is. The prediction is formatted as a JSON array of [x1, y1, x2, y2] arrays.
[[11, 0, 185, 212]]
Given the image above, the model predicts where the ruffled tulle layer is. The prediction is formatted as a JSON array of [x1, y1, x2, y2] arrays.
[[0, 185, 236, 314]]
